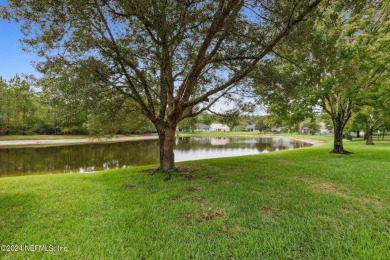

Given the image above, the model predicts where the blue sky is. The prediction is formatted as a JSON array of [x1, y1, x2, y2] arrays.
[[0, 0, 40, 80]]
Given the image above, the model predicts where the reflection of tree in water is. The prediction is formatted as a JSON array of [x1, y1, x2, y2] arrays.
[[0, 137, 311, 177], [0, 140, 160, 177]]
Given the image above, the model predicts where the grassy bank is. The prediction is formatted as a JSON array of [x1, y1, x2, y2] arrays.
[[0, 137, 389, 259]]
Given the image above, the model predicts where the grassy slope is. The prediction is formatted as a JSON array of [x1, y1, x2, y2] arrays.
[[0, 137, 389, 259]]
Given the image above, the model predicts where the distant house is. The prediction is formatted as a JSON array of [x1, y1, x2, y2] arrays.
[[245, 124, 256, 132], [196, 123, 210, 132], [210, 123, 230, 132], [301, 127, 311, 134], [318, 122, 331, 135]]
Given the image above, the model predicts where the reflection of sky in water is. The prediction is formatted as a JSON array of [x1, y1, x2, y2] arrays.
[[175, 148, 260, 162], [0, 137, 311, 177], [174, 137, 306, 162]]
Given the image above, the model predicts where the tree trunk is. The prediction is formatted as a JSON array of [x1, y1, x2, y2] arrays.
[[356, 131, 361, 138], [322, 95, 352, 154], [331, 122, 349, 154], [365, 126, 374, 145], [157, 125, 177, 172]]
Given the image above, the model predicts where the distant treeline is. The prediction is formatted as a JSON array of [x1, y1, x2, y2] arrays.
[[0, 75, 155, 135]]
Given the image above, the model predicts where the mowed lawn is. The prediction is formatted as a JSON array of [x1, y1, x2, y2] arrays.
[[0, 137, 389, 259]]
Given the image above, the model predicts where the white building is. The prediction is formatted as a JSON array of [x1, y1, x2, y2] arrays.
[[319, 122, 331, 134], [245, 124, 256, 132], [210, 123, 230, 132]]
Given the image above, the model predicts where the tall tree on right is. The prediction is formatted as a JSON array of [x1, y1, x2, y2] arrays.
[[357, 82, 390, 145], [254, 0, 389, 153]]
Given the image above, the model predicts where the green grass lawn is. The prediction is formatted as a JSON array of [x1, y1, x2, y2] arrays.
[[0, 137, 389, 259]]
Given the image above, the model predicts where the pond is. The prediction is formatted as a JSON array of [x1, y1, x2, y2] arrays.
[[0, 137, 312, 177]]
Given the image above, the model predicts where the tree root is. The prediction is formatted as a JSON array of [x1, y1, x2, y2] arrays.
[[329, 149, 352, 154]]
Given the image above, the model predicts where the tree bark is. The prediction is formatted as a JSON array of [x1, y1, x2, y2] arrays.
[[156, 124, 177, 172], [365, 125, 374, 145], [356, 131, 361, 138], [331, 121, 349, 154], [322, 95, 352, 154]]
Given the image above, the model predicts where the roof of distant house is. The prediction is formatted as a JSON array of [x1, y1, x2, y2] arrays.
[[210, 123, 229, 128]]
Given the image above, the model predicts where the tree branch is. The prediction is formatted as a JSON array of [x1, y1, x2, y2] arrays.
[[93, 0, 156, 119], [184, 0, 323, 109]]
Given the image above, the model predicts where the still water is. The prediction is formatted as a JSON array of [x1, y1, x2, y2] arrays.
[[0, 137, 311, 177]]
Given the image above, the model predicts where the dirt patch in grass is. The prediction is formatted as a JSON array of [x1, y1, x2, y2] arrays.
[[163, 175, 172, 182], [317, 215, 341, 231], [311, 182, 349, 197], [139, 168, 157, 175], [180, 172, 194, 181], [177, 163, 215, 181], [293, 176, 384, 211], [187, 187, 203, 192], [198, 205, 225, 221], [181, 197, 226, 223], [260, 207, 284, 220], [339, 207, 355, 215], [181, 208, 225, 223], [176, 163, 201, 181], [195, 197, 225, 221], [125, 184, 137, 189], [200, 208, 225, 221], [261, 208, 273, 219], [171, 195, 183, 201], [358, 196, 384, 208], [177, 163, 199, 171], [222, 166, 243, 175], [139, 166, 197, 180], [293, 176, 349, 197], [182, 214, 193, 221]]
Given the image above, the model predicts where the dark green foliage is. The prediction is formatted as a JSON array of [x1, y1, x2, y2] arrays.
[[0, 75, 154, 135], [253, 0, 389, 152]]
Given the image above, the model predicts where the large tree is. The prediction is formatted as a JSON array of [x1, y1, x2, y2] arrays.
[[358, 82, 390, 145], [254, 0, 389, 154], [1, 0, 322, 171]]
